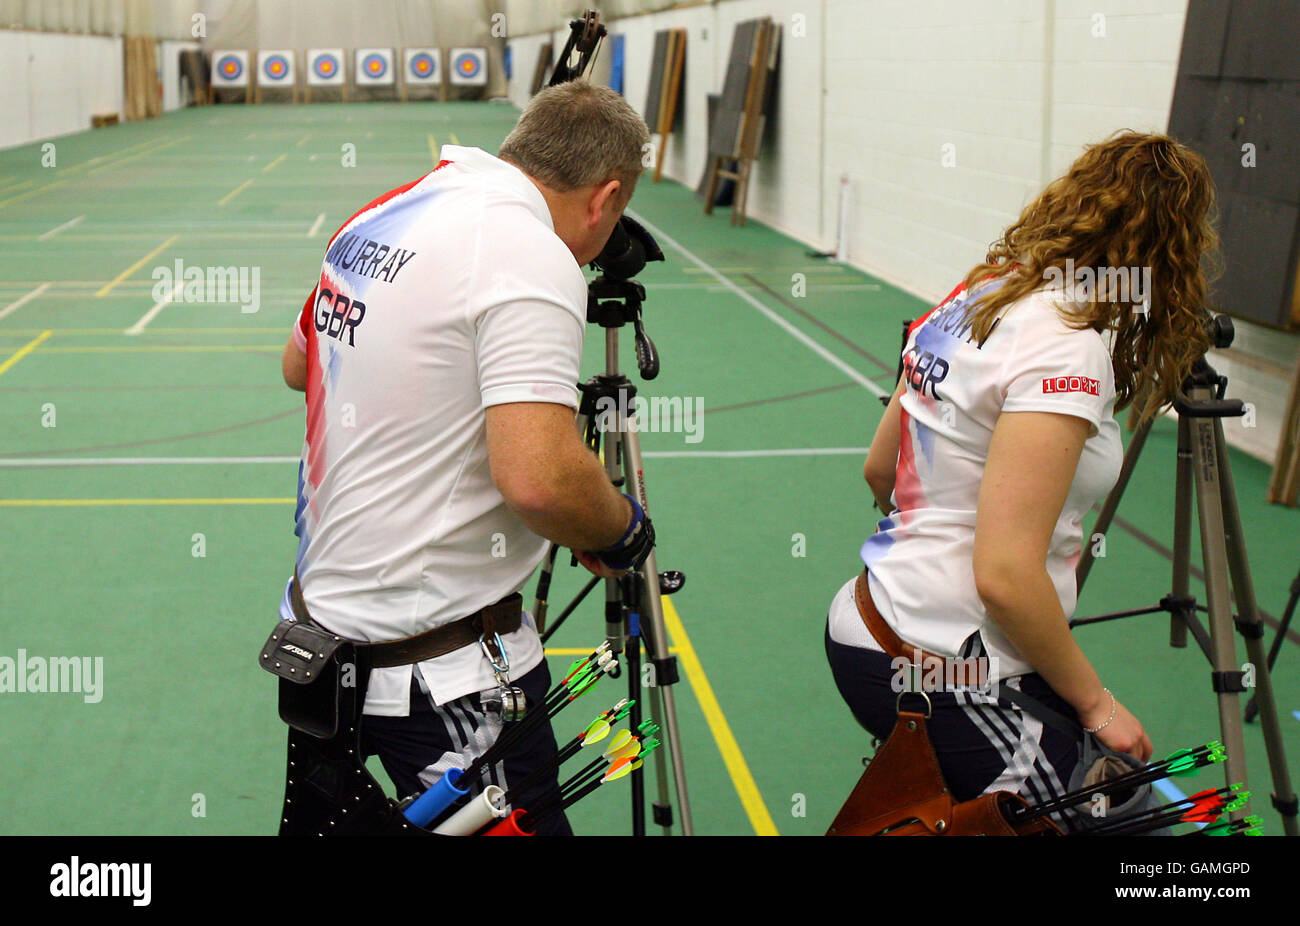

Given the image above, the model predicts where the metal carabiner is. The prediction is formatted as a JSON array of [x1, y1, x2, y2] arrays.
[[479, 632, 511, 674]]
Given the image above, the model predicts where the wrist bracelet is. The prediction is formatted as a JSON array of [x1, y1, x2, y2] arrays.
[[604, 494, 644, 552], [1083, 687, 1116, 733], [591, 494, 654, 571]]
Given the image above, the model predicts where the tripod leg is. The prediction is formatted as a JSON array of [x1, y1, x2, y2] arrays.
[[1212, 418, 1299, 835], [622, 594, 646, 836], [1170, 414, 1194, 649], [619, 425, 695, 836], [532, 544, 559, 634], [1187, 412, 1251, 823], [1246, 571, 1299, 721], [1076, 409, 1154, 593], [597, 428, 642, 833]]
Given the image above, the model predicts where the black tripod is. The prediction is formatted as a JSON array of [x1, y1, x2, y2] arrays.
[[1074, 317, 1298, 835], [532, 269, 694, 836]]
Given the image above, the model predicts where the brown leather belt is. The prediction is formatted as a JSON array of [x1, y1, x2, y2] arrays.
[[290, 573, 523, 668], [854, 569, 945, 669]]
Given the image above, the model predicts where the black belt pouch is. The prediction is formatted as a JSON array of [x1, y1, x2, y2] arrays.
[[259, 620, 363, 740]]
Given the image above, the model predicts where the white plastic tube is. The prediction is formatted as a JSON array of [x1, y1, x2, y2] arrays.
[[432, 786, 508, 836]]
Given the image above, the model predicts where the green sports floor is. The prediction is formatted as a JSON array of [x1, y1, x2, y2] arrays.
[[0, 102, 1297, 836]]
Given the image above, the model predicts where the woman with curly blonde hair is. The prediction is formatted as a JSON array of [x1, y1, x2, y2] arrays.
[[825, 131, 1219, 826]]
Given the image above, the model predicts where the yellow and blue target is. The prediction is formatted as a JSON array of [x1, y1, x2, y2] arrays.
[[313, 54, 339, 81], [362, 53, 388, 79], [454, 52, 481, 80], [449, 48, 487, 86], [217, 54, 243, 81], [409, 52, 436, 80], [262, 53, 291, 82]]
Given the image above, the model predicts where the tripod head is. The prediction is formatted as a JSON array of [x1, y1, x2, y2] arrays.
[[1173, 314, 1243, 419], [587, 215, 666, 380], [540, 9, 668, 382]]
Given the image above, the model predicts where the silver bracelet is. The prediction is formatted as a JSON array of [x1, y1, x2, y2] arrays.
[[1083, 687, 1116, 733]]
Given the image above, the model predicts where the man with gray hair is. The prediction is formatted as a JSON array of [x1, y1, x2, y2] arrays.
[[275, 80, 653, 835]]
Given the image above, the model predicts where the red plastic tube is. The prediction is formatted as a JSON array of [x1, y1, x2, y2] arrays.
[[483, 808, 535, 837]]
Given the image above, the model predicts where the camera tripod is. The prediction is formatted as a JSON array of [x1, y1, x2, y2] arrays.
[[531, 272, 694, 836], [1074, 317, 1298, 835]]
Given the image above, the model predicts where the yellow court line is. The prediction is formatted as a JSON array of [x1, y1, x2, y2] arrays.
[[36, 345, 279, 353], [262, 153, 287, 173], [0, 180, 33, 196], [218, 178, 254, 206], [449, 133, 460, 145], [0, 497, 295, 507], [427, 133, 438, 163], [296, 135, 310, 148], [58, 137, 165, 175], [0, 330, 52, 377], [0, 180, 66, 209], [94, 235, 179, 298], [0, 327, 287, 335], [662, 596, 780, 836], [86, 136, 190, 175], [544, 647, 681, 656]]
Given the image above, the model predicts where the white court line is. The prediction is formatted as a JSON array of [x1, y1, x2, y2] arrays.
[[307, 213, 325, 237], [37, 216, 85, 241], [0, 456, 301, 468], [645, 447, 868, 458], [0, 449, 869, 468], [627, 210, 889, 399], [0, 283, 50, 321], [125, 279, 186, 335]]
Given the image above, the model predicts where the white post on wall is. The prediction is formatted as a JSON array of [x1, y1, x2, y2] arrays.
[[1040, 0, 1056, 184], [835, 172, 851, 263]]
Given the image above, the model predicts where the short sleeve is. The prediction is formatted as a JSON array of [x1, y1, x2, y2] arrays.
[[292, 286, 316, 352], [475, 299, 584, 409], [467, 200, 588, 410], [1000, 314, 1114, 436]]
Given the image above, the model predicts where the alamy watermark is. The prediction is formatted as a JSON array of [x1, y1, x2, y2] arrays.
[[152, 259, 261, 314], [50, 856, 150, 906], [890, 652, 1000, 697], [0, 649, 103, 703], [1043, 258, 1151, 316], [594, 393, 705, 444]]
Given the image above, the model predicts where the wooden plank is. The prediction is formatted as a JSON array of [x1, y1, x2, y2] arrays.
[[730, 20, 775, 225], [1267, 343, 1300, 506], [531, 42, 552, 95], [654, 29, 686, 183]]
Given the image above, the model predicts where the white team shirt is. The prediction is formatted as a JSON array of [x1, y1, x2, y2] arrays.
[[281, 145, 588, 715], [828, 280, 1123, 680]]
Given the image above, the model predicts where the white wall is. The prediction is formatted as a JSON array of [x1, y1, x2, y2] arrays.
[[0, 0, 202, 38], [513, 0, 1190, 287], [507, 0, 1298, 466], [822, 0, 1188, 304], [510, 0, 824, 246], [0, 29, 124, 150]]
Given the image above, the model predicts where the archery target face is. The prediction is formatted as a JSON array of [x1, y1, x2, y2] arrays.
[[307, 49, 344, 86], [212, 51, 248, 87], [355, 49, 395, 85], [449, 48, 487, 86], [262, 53, 291, 82], [405, 49, 440, 84]]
